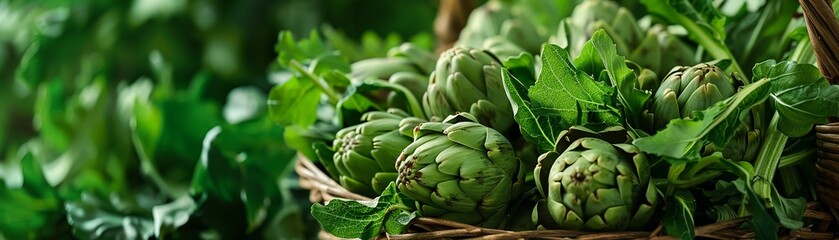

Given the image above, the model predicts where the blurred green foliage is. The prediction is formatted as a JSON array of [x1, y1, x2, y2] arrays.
[[0, 0, 437, 239]]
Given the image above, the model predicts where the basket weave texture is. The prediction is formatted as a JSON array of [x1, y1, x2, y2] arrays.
[[299, 1, 839, 239], [297, 158, 836, 239], [804, 0, 839, 225]]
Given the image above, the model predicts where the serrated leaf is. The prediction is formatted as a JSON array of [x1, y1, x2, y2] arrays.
[[529, 44, 619, 132], [311, 183, 415, 239], [502, 68, 560, 153], [583, 30, 650, 132]]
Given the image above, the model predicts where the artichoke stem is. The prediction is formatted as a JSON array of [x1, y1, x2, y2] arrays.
[[290, 59, 342, 104], [778, 148, 815, 169], [752, 112, 787, 200]]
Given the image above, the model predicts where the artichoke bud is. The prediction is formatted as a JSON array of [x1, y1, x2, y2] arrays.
[[676, 64, 734, 106], [332, 109, 423, 197], [500, 18, 543, 54], [387, 71, 428, 111], [636, 69, 659, 92], [396, 112, 525, 228], [456, 1, 510, 49], [648, 64, 734, 132], [609, 8, 643, 47], [387, 43, 436, 74], [350, 58, 418, 81], [631, 32, 663, 73], [652, 89, 680, 130], [423, 47, 515, 133], [681, 83, 725, 118], [591, 21, 630, 56], [652, 25, 696, 71], [654, 69, 684, 100], [535, 125, 657, 231], [482, 36, 527, 62]]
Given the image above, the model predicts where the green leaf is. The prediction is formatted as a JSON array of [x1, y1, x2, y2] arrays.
[[311, 183, 415, 239], [283, 123, 337, 162], [642, 0, 743, 75], [152, 196, 197, 238], [132, 91, 221, 198], [0, 150, 67, 239], [65, 195, 154, 240], [769, 185, 805, 230], [663, 189, 695, 240], [752, 60, 839, 137], [529, 44, 620, 134], [223, 86, 267, 124], [582, 30, 651, 132], [501, 52, 537, 89], [313, 142, 340, 181], [275, 30, 328, 67], [732, 179, 779, 240], [634, 77, 772, 161], [34, 80, 72, 151], [191, 117, 297, 232], [501, 67, 560, 153], [718, 160, 779, 240], [267, 76, 322, 127]]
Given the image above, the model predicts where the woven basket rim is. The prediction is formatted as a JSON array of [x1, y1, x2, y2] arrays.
[[295, 156, 835, 239]]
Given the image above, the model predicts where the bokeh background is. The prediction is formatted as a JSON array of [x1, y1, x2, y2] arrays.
[[0, 0, 439, 239]]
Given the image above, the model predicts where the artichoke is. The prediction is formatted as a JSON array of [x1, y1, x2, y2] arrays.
[[533, 126, 657, 231], [456, 0, 550, 54], [332, 109, 425, 197], [423, 47, 514, 133], [350, 43, 435, 112], [649, 63, 736, 130], [551, 0, 695, 75], [395, 112, 525, 228], [647, 63, 760, 161]]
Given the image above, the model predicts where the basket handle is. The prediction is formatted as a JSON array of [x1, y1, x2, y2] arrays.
[[800, 0, 839, 83]]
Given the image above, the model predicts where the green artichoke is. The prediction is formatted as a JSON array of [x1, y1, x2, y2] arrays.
[[456, 0, 550, 54], [350, 43, 434, 112], [533, 126, 657, 231], [551, 0, 695, 75], [422, 47, 514, 133], [649, 63, 736, 131], [332, 109, 425, 197], [647, 64, 760, 161], [395, 112, 525, 228]]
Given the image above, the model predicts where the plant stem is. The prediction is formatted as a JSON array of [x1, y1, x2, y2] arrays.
[[367, 79, 426, 119], [778, 148, 815, 168], [752, 112, 787, 200], [789, 37, 815, 65], [289, 59, 342, 104], [778, 167, 804, 196], [674, 14, 746, 78]]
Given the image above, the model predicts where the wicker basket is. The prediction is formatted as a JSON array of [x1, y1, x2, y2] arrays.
[[806, 0, 839, 227], [298, 1, 839, 239]]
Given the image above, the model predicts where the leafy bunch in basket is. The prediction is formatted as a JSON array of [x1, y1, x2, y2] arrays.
[[270, 0, 839, 239]]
